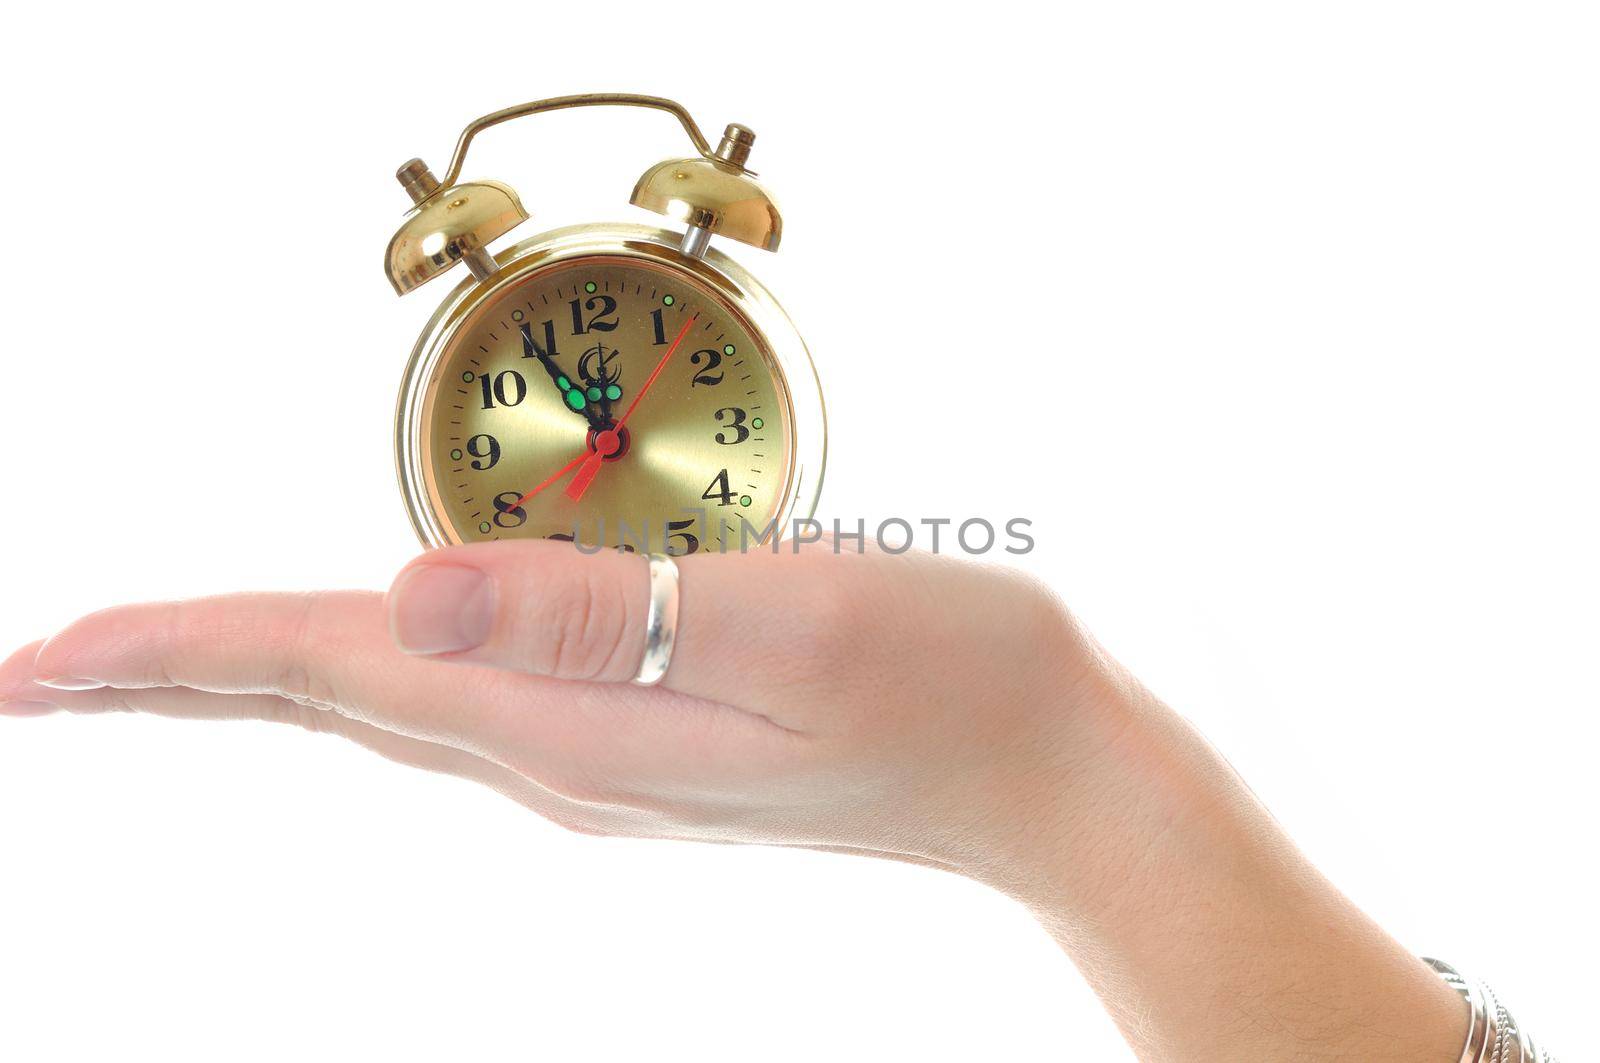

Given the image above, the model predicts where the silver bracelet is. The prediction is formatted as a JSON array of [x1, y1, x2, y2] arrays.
[[1424, 958, 1557, 1063]]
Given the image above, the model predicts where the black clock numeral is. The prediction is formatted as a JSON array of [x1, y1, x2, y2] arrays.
[[665, 517, 700, 556], [701, 469, 735, 507], [520, 320, 560, 359], [466, 434, 501, 471], [713, 407, 749, 445], [492, 492, 528, 529], [650, 308, 668, 345], [479, 370, 527, 409], [569, 294, 619, 334], [690, 348, 724, 386]]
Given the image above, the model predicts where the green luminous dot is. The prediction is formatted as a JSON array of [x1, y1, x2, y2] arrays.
[[604, 384, 622, 401], [461, 371, 475, 382], [751, 417, 764, 430], [585, 386, 602, 402], [565, 390, 587, 411], [557, 375, 571, 390], [739, 495, 753, 508], [584, 281, 597, 294], [662, 294, 675, 306], [478, 521, 492, 535], [723, 344, 736, 356], [450, 449, 463, 461]]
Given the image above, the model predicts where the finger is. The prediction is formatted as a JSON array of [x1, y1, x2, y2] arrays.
[[83, 686, 635, 834], [1, 640, 60, 716], [5, 659, 643, 837], [22, 594, 803, 800], [25, 593, 610, 762], [71, 685, 542, 797], [4, 635, 526, 791], [386, 540, 888, 712]]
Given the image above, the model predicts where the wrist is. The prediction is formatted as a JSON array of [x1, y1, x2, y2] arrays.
[[966, 621, 1466, 1059]]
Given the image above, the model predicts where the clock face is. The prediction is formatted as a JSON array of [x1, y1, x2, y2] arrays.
[[416, 255, 795, 554]]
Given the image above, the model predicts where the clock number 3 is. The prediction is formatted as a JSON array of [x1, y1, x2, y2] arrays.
[[713, 407, 749, 445]]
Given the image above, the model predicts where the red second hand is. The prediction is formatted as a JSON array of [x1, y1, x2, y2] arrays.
[[564, 313, 698, 502]]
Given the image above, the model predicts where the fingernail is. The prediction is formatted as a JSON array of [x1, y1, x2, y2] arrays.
[[33, 676, 105, 691], [0, 700, 59, 717], [390, 564, 496, 655]]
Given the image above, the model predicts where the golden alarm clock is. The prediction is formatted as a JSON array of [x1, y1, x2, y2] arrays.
[[385, 94, 826, 555]]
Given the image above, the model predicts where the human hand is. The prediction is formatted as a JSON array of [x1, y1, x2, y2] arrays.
[[0, 542, 1469, 1060], [0, 544, 1096, 874]]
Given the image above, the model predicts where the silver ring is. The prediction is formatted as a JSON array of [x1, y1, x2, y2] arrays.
[[634, 554, 680, 686]]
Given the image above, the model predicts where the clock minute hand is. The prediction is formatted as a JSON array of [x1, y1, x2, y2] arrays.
[[520, 323, 606, 429]]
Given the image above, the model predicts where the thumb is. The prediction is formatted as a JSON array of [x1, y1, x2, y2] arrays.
[[385, 540, 855, 708], [388, 540, 642, 682]]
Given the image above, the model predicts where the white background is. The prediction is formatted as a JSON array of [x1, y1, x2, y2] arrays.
[[1, 2, 1596, 1059]]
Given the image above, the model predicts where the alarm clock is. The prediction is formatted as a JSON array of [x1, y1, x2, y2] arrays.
[[385, 93, 825, 555]]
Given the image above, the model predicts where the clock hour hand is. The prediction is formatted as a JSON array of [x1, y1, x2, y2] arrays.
[[520, 323, 606, 430]]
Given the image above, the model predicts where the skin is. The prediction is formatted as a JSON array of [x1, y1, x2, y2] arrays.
[[0, 543, 1467, 1060]]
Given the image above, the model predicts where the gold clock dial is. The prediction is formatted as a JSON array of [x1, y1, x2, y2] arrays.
[[418, 256, 793, 553]]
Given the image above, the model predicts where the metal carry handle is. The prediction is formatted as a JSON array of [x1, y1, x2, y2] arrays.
[[433, 93, 751, 191]]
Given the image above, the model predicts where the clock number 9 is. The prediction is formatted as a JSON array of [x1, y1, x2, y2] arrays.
[[466, 434, 500, 471], [713, 407, 749, 445], [689, 348, 724, 387], [492, 492, 528, 529]]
